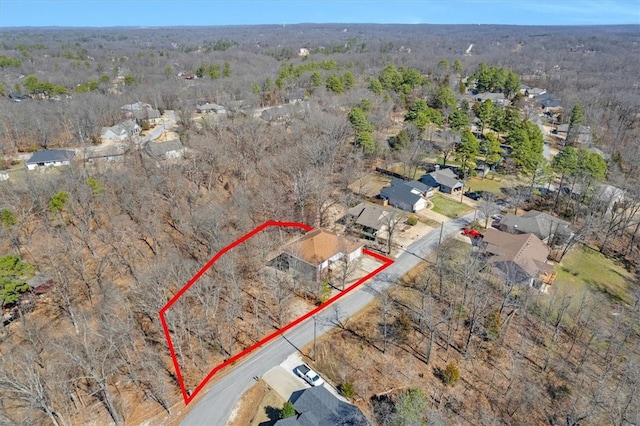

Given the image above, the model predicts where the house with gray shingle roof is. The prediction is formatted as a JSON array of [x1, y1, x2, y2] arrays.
[[101, 119, 141, 142], [556, 123, 593, 147], [143, 139, 184, 159], [345, 202, 392, 241], [420, 166, 463, 194], [133, 108, 162, 124], [497, 210, 572, 245], [26, 149, 75, 170], [275, 385, 370, 426], [541, 98, 562, 110], [121, 101, 152, 112], [475, 92, 509, 107], [196, 103, 226, 114], [525, 87, 546, 98], [380, 178, 433, 212]]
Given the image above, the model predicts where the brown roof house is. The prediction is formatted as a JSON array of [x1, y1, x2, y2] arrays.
[[481, 228, 556, 292], [280, 229, 363, 281]]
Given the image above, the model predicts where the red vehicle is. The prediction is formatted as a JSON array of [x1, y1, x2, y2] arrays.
[[462, 228, 483, 238]]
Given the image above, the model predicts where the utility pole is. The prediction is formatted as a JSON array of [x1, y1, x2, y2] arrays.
[[313, 315, 317, 361]]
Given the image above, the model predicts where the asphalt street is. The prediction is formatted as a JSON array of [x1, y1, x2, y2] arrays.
[[181, 212, 475, 425]]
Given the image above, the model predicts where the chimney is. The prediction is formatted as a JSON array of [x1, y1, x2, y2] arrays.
[[435, 164, 440, 171]]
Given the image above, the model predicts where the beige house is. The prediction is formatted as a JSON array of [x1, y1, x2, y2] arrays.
[[280, 229, 363, 280]]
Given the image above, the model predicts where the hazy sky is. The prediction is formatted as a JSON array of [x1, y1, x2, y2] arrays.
[[1, 0, 639, 27]]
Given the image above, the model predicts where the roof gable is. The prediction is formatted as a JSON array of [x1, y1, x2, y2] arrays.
[[285, 230, 361, 266], [143, 139, 184, 158], [423, 168, 462, 189], [499, 210, 571, 239], [405, 180, 433, 193], [121, 101, 151, 111], [380, 180, 422, 206], [482, 228, 552, 278], [347, 203, 389, 231]]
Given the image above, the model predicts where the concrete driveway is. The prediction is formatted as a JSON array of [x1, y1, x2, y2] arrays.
[[262, 353, 348, 405], [262, 354, 308, 401]]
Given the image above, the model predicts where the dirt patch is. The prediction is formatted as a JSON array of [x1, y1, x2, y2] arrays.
[[228, 380, 284, 426], [392, 221, 434, 254], [348, 173, 392, 198]]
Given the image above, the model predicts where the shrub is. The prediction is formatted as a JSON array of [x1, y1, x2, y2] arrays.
[[441, 361, 460, 386], [339, 382, 355, 399], [407, 216, 418, 226], [484, 309, 502, 341], [549, 383, 571, 401], [319, 278, 331, 303], [394, 388, 428, 424], [393, 311, 413, 342], [280, 401, 295, 419]]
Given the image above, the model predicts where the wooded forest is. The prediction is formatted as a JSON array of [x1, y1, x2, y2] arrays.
[[0, 24, 638, 425]]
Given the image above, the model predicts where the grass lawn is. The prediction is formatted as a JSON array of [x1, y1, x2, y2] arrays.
[[430, 194, 472, 218], [555, 244, 635, 306], [465, 174, 523, 197], [387, 164, 428, 180], [466, 176, 504, 196]]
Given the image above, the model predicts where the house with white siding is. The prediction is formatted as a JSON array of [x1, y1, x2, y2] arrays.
[[279, 229, 363, 281], [26, 149, 76, 170]]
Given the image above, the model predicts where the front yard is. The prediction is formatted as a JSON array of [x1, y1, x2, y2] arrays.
[[430, 194, 472, 218], [465, 174, 523, 197], [465, 176, 506, 196]]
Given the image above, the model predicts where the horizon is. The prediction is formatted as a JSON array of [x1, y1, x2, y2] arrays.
[[1, 1, 639, 28], [2, 22, 640, 30]]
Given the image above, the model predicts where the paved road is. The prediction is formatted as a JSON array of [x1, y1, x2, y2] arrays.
[[181, 213, 475, 425]]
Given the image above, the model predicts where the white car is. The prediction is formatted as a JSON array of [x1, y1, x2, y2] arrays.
[[296, 364, 325, 387]]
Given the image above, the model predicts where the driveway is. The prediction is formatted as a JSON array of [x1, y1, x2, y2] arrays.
[[263, 364, 307, 401], [263, 353, 348, 404]]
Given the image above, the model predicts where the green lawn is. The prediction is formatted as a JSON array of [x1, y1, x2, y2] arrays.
[[555, 245, 635, 305], [430, 195, 472, 218], [466, 174, 525, 197], [466, 176, 505, 196]]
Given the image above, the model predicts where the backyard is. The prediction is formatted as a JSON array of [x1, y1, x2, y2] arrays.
[[555, 244, 636, 306]]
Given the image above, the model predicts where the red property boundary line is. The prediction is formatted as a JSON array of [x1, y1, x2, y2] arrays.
[[158, 221, 394, 405]]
